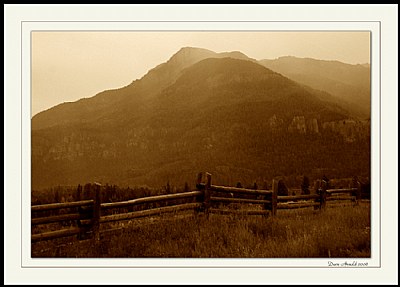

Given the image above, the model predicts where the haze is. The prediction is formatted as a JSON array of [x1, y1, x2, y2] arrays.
[[32, 31, 370, 116]]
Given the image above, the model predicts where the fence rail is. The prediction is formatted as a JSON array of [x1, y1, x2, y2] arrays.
[[31, 200, 94, 212], [31, 213, 83, 225], [209, 209, 270, 216], [326, 188, 357, 194], [100, 191, 202, 209], [31, 227, 82, 243], [277, 194, 320, 201], [207, 185, 273, 196], [210, 196, 271, 205], [100, 203, 202, 223], [31, 172, 369, 243], [277, 202, 321, 209], [326, 195, 356, 201]]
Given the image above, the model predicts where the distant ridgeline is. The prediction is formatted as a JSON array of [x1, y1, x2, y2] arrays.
[[32, 47, 371, 190]]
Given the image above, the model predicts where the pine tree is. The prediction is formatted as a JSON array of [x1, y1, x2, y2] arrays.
[[277, 180, 289, 196], [301, 176, 310, 195], [253, 182, 258, 190], [184, 182, 190, 193]]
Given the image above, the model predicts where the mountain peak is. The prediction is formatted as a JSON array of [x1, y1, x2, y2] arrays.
[[176, 46, 215, 54], [168, 47, 217, 66]]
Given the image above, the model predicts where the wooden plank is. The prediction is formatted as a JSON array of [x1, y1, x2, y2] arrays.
[[100, 203, 202, 223], [278, 202, 321, 209], [326, 188, 357, 194], [101, 191, 202, 209], [31, 227, 81, 243], [327, 196, 355, 201], [210, 196, 271, 205], [209, 209, 270, 216], [209, 185, 272, 196], [31, 213, 82, 225], [31, 200, 94, 212], [278, 194, 320, 201]]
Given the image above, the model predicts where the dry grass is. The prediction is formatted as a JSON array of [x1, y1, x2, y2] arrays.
[[32, 203, 370, 258]]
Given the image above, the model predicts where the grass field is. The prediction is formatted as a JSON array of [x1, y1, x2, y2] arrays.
[[32, 202, 370, 258]]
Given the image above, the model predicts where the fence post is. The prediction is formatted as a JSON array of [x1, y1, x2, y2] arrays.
[[194, 173, 203, 218], [196, 172, 203, 189], [314, 180, 321, 194], [77, 184, 82, 201], [204, 172, 212, 218], [356, 181, 362, 205], [314, 180, 321, 210], [76, 184, 83, 240], [271, 179, 278, 217], [320, 180, 327, 210], [77, 183, 96, 240], [263, 184, 270, 217], [93, 182, 101, 241]]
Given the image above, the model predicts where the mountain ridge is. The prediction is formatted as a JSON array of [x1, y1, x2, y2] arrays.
[[31, 47, 370, 190], [32, 47, 256, 131], [259, 56, 370, 118]]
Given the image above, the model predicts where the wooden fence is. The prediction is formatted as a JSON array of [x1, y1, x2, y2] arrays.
[[31, 173, 367, 243]]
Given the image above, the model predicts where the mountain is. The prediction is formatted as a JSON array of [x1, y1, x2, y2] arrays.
[[32, 48, 370, 190], [32, 47, 255, 131], [259, 56, 371, 119]]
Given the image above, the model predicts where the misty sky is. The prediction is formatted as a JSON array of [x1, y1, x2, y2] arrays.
[[32, 31, 370, 116]]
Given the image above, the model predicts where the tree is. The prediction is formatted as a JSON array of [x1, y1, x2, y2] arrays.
[[76, 184, 82, 201], [184, 182, 190, 193], [322, 175, 330, 189], [351, 175, 359, 188], [277, 180, 289, 196], [165, 181, 171, 194], [301, 176, 310, 195], [83, 183, 92, 200]]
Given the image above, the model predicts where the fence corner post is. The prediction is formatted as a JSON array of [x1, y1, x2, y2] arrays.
[[93, 182, 101, 242], [271, 179, 278, 217]]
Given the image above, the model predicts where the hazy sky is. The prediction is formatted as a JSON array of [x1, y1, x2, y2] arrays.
[[32, 31, 370, 116]]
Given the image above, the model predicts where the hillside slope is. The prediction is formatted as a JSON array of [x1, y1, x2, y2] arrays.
[[32, 49, 370, 190]]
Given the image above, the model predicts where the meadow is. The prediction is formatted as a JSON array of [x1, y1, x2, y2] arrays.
[[32, 202, 370, 258]]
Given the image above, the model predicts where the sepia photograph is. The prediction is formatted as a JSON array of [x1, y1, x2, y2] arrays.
[[31, 31, 372, 258], [4, 4, 398, 285]]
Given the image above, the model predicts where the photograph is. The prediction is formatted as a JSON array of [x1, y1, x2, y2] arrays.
[[31, 31, 372, 259], [4, 4, 398, 285]]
